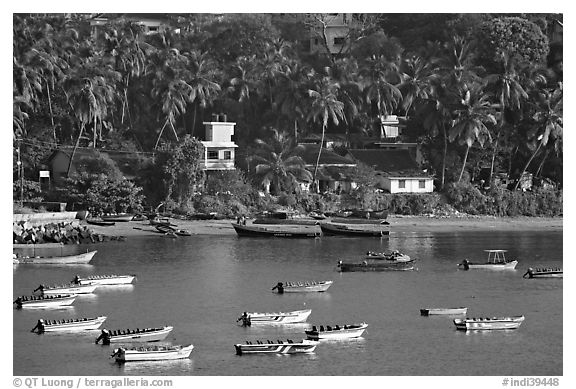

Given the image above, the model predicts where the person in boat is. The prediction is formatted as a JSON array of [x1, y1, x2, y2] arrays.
[[237, 312, 251, 327], [460, 259, 470, 270], [272, 282, 284, 294], [95, 329, 111, 344], [523, 268, 534, 278], [72, 275, 81, 285], [30, 319, 45, 333]]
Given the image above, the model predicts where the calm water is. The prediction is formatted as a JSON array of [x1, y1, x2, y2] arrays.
[[13, 229, 562, 376]]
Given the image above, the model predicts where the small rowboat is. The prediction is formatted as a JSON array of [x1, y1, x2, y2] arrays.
[[14, 294, 77, 308], [458, 250, 518, 270], [34, 283, 98, 295], [13, 250, 97, 265], [453, 316, 525, 331], [73, 274, 135, 286], [31, 316, 107, 333], [238, 309, 312, 325], [95, 326, 173, 344], [86, 218, 116, 226], [365, 250, 411, 262], [523, 267, 563, 279], [420, 307, 468, 316], [112, 344, 194, 362], [234, 339, 318, 355], [232, 223, 321, 238], [319, 222, 389, 237], [100, 213, 134, 222], [305, 323, 368, 340], [272, 281, 332, 293], [337, 259, 416, 272]]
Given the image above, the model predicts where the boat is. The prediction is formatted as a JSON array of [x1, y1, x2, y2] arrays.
[[154, 224, 175, 234], [86, 218, 116, 226], [272, 280, 333, 293], [237, 309, 312, 325], [305, 323, 368, 340], [523, 267, 563, 278], [111, 344, 194, 362], [458, 250, 518, 270], [420, 307, 468, 316], [319, 221, 389, 237], [337, 258, 416, 272], [95, 326, 173, 344], [453, 316, 525, 331], [365, 250, 411, 262], [100, 213, 134, 222], [31, 316, 107, 333], [232, 223, 321, 238], [73, 274, 136, 285], [34, 283, 98, 295], [13, 250, 97, 265], [14, 294, 77, 308], [234, 339, 318, 355]]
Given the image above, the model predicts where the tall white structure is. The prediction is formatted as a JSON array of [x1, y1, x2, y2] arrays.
[[200, 116, 238, 171]]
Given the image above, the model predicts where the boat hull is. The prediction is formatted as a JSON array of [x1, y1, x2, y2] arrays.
[[282, 281, 332, 293], [106, 326, 173, 343], [17, 295, 77, 308], [338, 260, 415, 272], [234, 340, 317, 355], [320, 222, 389, 237], [14, 250, 97, 264], [101, 214, 133, 222], [116, 345, 194, 362], [79, 275, 135, 285], [420, 307, 468, 316], [454, 316, 525, 331], [41, 316, 107, 332], [305, 324, 368, 340], [248, 309, 312, 324], [232, 223, 320, 238], [41, 284, 98, 295], [527, 272, 563, 278], [461, 260, 518, 270]]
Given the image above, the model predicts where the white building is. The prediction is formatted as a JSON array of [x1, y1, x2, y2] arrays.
[[200, 117, 238, 171]]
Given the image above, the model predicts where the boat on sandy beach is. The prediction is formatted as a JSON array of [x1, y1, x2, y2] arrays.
[[305, 323, 368, 340], [95, 326, 173, 344], [522, 267, 563, 278], [420, 307, 468, 316], [232, 223, 321, 238], [73, 274, 135, 285], [458, 250, 518, 270], [14, 294, 77, 308], [234, 339, 318, 355], [100, 213, 134, 222], [272, 280, 332, 293], [86, 218, 116, 226], [453, 316, 525, 331], [34, 283, 98, 295], [237, 309, 312, 325], [13, 250, 97, 264], [112, 344, 194, 362], [320, 221, 389, 237], [31, 316, 107, 333]]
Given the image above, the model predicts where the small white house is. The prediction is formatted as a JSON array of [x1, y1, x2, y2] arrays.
[[382, 176, 434, 194], [200, 117, 238, 171]]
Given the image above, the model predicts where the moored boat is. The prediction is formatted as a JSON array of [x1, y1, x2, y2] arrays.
[[420, 307, 468, 316], [112, 344, 194, 362], [522, 267, 563, 278], [95, 326, 173, 344], [31, 316, 107, 333], [13, 250, 97, 265], [86, 218, 116, 226], [234, 339, 318, 355], [320, 222, 389, 237], [232, 223, 321, 238], [14, 294, 77, 308], [73, 274, 135, 285], [305, 323, 368, 340], [272, 280, 332, 293], [337, 258, 416, 272], [365, 250, 411, 262], [237, 309, 312, 325], [453, 316, 525, 331], [458, 250, 518, 270], [34, 283, 98, 295], [100, 213, 134, 222]]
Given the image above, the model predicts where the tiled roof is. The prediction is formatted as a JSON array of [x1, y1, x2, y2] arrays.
[[299, 144, 356, 166], [347, 149, 429, 177]]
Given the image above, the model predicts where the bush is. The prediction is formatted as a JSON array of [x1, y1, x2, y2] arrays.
[[13, 179, 43, 202]]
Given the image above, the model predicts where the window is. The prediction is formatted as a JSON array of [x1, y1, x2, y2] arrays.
[[398, 180, 406, 189], [419, 180, 426, 189], [207, 150, 219, 160], [223, 151, 232, 160], [334, 37, 346, 45], [314, 38, 319, 45]]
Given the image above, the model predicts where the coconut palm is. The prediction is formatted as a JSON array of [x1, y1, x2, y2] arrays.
[[359, 54, 402, 120], [398, 55, 437, 116], [187, 50, 221, 136]]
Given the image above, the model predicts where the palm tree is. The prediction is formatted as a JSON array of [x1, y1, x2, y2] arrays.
[[187, 50, 221, 136], [359, 55, 402, 123], [398, 55, 437, 116]]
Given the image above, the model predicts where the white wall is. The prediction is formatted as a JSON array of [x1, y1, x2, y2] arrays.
[[383, 178, 434, 193]]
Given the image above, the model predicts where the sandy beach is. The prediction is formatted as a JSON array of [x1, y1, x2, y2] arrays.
[[85, 215, 563, 238]]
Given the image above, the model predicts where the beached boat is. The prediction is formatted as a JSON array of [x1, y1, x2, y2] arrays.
[[272, 280, 333, 293], [237, 309, 312, 325], [31, 316, 107, 333], [86, 218, 116, 226], [232, 223, 321, 238], [14, 294, 77, 308], [234, 339, 318, 355], [305, 323, 368, 340], [420, 307, 468, 316], [112, 344, 194, 362], [95, 326, 173, 344], [337, 258, 416, 272], [73, 274, 135, 286], [13, 250, 97, 265], [320, 222, 389, 237], [34, 283, 98, 295], [523, 267, 563, 279], [101, 213, 134, 222], [453, 316, 525, 331], [458, 250, 518, 270], [365, 250, 411, 262]]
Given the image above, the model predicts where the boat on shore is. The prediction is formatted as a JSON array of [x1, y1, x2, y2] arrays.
[[320, 222, 389, 237], [337, 258, 416, 272], [100, 213, 134, 222], [86, 218, 116, 226], [31, 316, 107, 333], [234, 339, 318, 355], [237, 309, 312, 325], [453, 316, 525, 331], [523, 267, 563, 278], [365, 250, 411, 261], [14, 294, 77, 308], [458, 250, 518, 270], [73, 274, 135, 285], [34, 283, 98, 295], [13, 250, 97, 265], [95, 326, 173, 344], [420, 307, 468, 316], [112, 344, 194, 362], [272, 281, 332, 293], [305, 323, 368, 340], [232, 223, 321, 238]]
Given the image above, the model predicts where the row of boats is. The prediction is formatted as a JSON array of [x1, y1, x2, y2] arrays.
[[232, 220, 390, 238]]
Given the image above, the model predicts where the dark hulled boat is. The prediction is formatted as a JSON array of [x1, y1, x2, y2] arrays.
[[320, 222, 389, 237], [232, 223, 321, 238]]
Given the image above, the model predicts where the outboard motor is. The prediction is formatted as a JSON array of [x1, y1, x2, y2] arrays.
[[522, 268, 534, 278], [460, 259, 470, 270], [95, 329, 111, 345]]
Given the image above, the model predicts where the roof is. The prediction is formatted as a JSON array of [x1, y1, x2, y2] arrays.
[[300, 133, 349, 142], [299, 144, 356, 166], [347, 149, 430, 178]]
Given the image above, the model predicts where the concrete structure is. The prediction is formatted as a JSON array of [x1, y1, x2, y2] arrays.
[[200, 116, 238, 171], [381, 176, 434, 194], [305, 13, 353, 55]]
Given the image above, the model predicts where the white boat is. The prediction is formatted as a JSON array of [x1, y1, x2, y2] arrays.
[[523, 267, 563, 279], [13, 250, 97, 264], [31, 316, 107, 333], [14, 294, 77, 308], [234, 339, 318, 355], [305, 323, 368, 340], [420, 307, 468, 316], [365, 251, 411, 262], [453, 316, 525, 331], [34, 283, 98, 295], [112, 344, 194, 362], [73, 274, 136, 285], [95, 326, 173, 344], [238, 309, 312, 325], [272, 281, 332, 293], [458, 250, 518, 270]]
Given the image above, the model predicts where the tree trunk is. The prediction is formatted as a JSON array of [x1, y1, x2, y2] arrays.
[[441, 125, 447, 190], [534, 148, 550, 178], [93, 113, 97, 148], [154, 119, 170, 150], [457, 145, 470, 183], [192, 104, 197, 136], [513, 143, 542, 191], [312, 125, 326, 193], [67, 122, 85, 176], [46, 83, 56, 141], [294, 119, 298, 143], [488, 127, 502, 187]]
